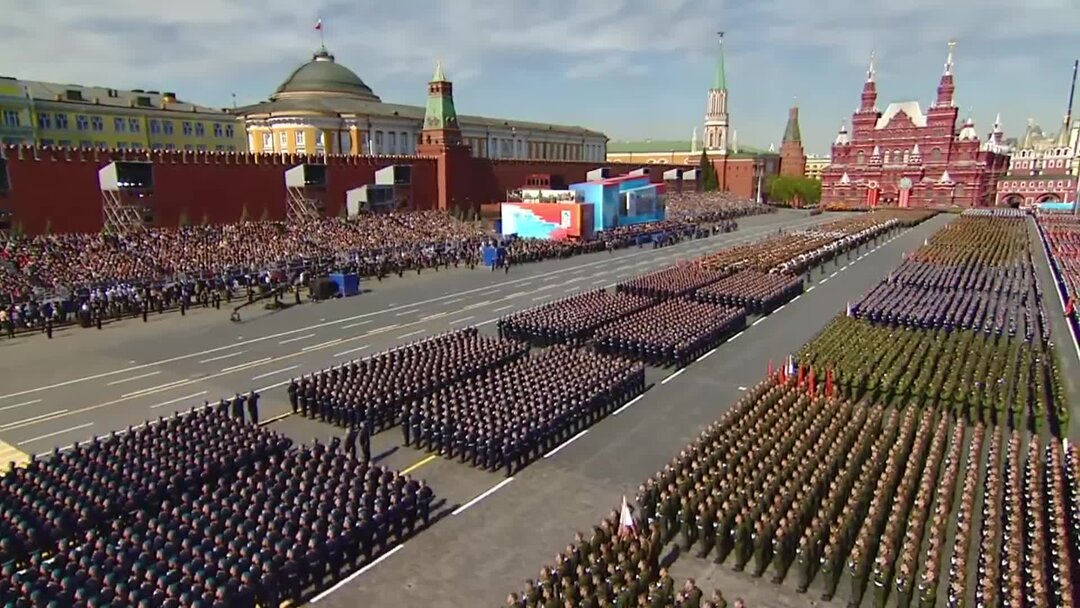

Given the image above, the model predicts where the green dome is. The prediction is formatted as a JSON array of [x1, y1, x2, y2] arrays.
[[272, 47, 381, 101]]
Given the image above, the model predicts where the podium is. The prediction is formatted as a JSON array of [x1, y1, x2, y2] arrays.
[[329, 272, 361, 297]]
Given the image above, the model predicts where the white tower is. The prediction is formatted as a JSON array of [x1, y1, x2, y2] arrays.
[[703, 32, 730, 154]]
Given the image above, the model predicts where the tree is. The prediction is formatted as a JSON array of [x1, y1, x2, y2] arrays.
[[699, 149, 719, 192], [259, 205, 271, 222], [767, 175, 821, 207]]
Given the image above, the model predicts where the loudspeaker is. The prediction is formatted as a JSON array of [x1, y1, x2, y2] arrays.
[[310, 278, 337, 300]]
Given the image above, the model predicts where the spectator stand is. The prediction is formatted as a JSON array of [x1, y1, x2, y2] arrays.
[[1034, 213, 1080, 363]]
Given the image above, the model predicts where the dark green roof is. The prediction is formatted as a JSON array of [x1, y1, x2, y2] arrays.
[[273, 47, 380, 102], [783, 108, 802, 143]]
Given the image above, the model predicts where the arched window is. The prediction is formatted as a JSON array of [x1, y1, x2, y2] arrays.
[[903, 151, 910, 163], [857, 151, 865, 165], [931, 148, 942, 162], [883, 151, 890, 164], [955, 183, 965, 198]]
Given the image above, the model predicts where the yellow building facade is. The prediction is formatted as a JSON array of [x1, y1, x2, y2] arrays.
[[805, 155, 830, 180], [236, 47, 608, 161], [0, 77, 246, 151]]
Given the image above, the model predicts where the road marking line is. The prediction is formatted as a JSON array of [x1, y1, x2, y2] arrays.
[[461, 300, 492, 310], [566, 286, 581, 293], [150, 391, 208, 410], [395, 309, 420, 317], [278, 333, 316, 345], [661, 368, 687, 385], [517, 281, 533, 287], [221, 357, 272, 373], [738, 385, 748, 391], [450, 315, 476, 325], [752, 318, 766, 326], [303, 338, 342, 351], [198, 351, 245, 364], [343, 320, 372, 329], [18, 423, 94, 446], [544, 429, 590, 458], [775, 304, 786, 313], [256, 379, 294, 394], [475, 318, 499, 327], [729, 331, 745, 341], [493, 305, 514, 312], [0, 219, 825, 403], [829, 272, 838, 278], [421, 312, 448, 321], [0, 410, 70, 430], [503, 291, 528, 299], [366, 324, 400, 335], [398, 329, 427, 339], [613, 394, 646, 416], [444, 298, 464, 305], [453, 477, 515, 516], [820, 277, 830, 284], [332, 345, 371, 358], [309, 545, 406, 604], [0, 399, 42, 412], [122, 379, 190, 398], [402, 455, 437, 474], [106, 371, 162, 386], [252, 365, 299, 381], [792, 295, 802, 302], [259, 411, 294, 425], [533, 295, 551, 302], [696, 348, 718, 363], [839, 266, 848, 272], [807, 285, 816, 292]]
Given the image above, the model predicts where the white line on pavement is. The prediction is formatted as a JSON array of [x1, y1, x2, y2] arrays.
[[461, 300, 493, 310], [544, 429, 590, 458], [729, 331, 744, 341], [0, 399, 42, 412], [450, 315, 476, 325], [452, 478, 515, 516], [775, 305, 786, 313], [661, 368, 687, 385], [738, 386, 748, 391], [398, 329, 426, 340], [278, 333, 316, 345], [612, 394, 646, 416], [122, 379, 190, 398], [198, 351, 246, 364], [493, 304, 515, 312], [443, 298, 464, 305], [807, 285, 816, 292], [366, 324, 400, 335], [0, 410, 70, 430], [252, 365, 299, 381], [342, 320, 372, 329], [333, 345, 371, 358], [421, 312, 448, 321], [820, 278, 830, 284], [106, 371, 162, 386], [150, 391, 208, 410], [303, 338, 342, 351], [394, 309, 420, 317], [752, 318, 766, 326], [696, 348, 718, 363], [18, 423, 94, 446], [221, 357, 272, 373], [309, 545, 406, 604]]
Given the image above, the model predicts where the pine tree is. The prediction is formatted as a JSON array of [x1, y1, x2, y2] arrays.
[[699, 150, 719, 192]]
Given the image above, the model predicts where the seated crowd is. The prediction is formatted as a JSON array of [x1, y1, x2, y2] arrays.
[[407, 346, 645, 476], [497, 290, 656, 347], [693, 270, 803, 314], [289, 328, 529, 430], [593, 300, 746, 368], [664, 192, 774, 224], [1038, 212, 1080, 317]]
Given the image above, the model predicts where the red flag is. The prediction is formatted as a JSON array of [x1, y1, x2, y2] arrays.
[[1066, 296, 1076, 316], [826, 368, 833, 397], [768, 359, 774, 377], [315, 19, 323, 30], [779, 364, 787, 385], [808, 367, 816, 396], [797, 364, 805, 388]]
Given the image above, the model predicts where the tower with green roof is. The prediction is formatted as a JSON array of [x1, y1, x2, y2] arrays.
[[703, 32, 730, 154], [417, 60, 471, 212], [419, 61, 463, 149]]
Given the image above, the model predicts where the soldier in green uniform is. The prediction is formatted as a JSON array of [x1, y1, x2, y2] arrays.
[[794, 533, 812, 593], [820, 543, 842, 601], [697, 500, 718, 559], [732, 513, 752, 572], [871, 562, 889, 608], [679, 497, 697, 551]]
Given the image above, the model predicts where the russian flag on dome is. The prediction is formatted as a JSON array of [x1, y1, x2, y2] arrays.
[[315, 19, 323, 31]]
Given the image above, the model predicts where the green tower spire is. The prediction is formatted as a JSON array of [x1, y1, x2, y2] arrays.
[[422, 60, 459, 131], [783, 101, 802, 143], [713, 32, 727, 90]]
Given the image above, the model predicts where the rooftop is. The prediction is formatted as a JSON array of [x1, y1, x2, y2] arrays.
[[14, 80, 230, 115]]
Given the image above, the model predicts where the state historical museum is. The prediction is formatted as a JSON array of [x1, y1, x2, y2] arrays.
[[821, 43, 1009, 208]]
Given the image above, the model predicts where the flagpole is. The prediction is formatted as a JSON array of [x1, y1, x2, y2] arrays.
[[318, 17, 325, 47]]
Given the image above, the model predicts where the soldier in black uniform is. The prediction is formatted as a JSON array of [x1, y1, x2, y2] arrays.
[[287, 379, 299, 414], [230, 393, 246, 423], [246, 390, 260, 425], [359, 417, 372, 462]]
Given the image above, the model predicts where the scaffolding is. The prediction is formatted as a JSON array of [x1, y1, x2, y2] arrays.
[[284, 164, 327, 223], [99, 161, 154, 234]]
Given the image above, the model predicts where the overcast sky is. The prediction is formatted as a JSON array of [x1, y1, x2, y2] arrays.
[[1, 0, 1078, 154]]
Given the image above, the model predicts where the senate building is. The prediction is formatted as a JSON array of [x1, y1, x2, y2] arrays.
[[234, 46, 608, 162]]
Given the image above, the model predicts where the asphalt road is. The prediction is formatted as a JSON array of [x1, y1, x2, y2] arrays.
[[0, 210, 953, 607]]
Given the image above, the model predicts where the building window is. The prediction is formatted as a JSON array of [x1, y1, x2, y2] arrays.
[[182, 121, 193, 136], [114, 117, 125, 132], [162, 120, 174, 135], [55, 114, 69, 129], [214, 123, 223, 138], [194, 123, 205, 137], [295, 131, 306, 147], [279, 131, 288, 148], [215, 144, 225, 151], [228, 145, 236, 152], [40, 139, 54, 147], [129, 118, 141, 133], [88, 116, 101, 131], [95, 141, 107, 149], [78, 140, 91, 148], [152, 143, 163, 150], [3, 110, 20, 127], [165, 143, 176, 151], [37, 113, 51, 130], [931, 148, 942, 162], [400, 132, 409, 154], [225, 124, 234, 138], [150, 119, 161, 134], [75, 115, 89, 131], [184, 144, 194, 151], [856, 151, 865, 165], [388, 132, 397, 154], [116, 142, 127, 150], [374, 130, 383, 153], [262, 132, 273, 150], [58, 139, 72, 147], [196, 144, 207, 151]]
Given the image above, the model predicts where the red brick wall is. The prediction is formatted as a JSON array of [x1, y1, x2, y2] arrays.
[[0, 145, 690, 234]]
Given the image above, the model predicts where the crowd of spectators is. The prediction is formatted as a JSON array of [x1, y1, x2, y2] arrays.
[[497, 290, 655, 347], [593, 300, 746, 367], [664, 192, 775, 224], [408, 346, 645, 475], [1038, 212, 1080, 318], [693, 271, 804, 314], [0, 405, 435, 607], [289, 328, 529, 431]]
